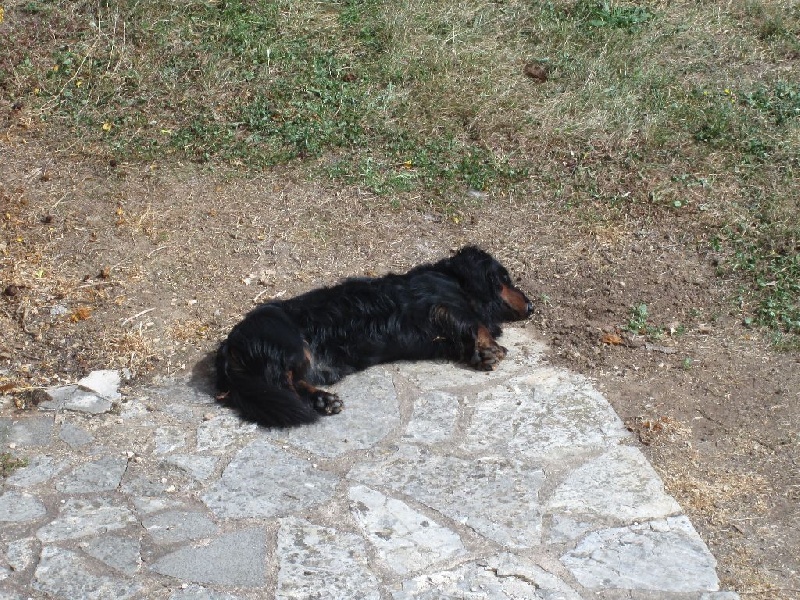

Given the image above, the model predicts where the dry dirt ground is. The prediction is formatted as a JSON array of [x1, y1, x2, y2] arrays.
[[2, 140, 799, 598]]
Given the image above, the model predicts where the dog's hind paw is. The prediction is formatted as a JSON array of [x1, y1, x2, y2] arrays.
[[471, 342, 507, 371], [311, 390, 344, 416]]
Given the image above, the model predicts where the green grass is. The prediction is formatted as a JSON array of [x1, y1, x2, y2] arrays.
[[624, 303, 666, 339], [2, 0, 531, 194], [0, 452, 27, 478], [1, 0, 798, 346]]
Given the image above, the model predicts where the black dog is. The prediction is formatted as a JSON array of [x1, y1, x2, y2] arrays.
[[215, 246, 532, 428]]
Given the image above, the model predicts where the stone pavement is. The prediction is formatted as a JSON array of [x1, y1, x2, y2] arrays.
[[0, 328, 740, 599]]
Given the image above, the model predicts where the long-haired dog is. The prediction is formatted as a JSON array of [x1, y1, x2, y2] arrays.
[[215, 246, 532, 428]]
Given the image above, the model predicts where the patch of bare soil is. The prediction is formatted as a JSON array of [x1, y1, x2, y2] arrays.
[[1, 141, 798, 598]]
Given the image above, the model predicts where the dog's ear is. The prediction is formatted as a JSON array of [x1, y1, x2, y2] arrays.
[[442, 248, 502, 306]]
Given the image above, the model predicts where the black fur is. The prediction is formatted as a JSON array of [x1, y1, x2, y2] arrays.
[[215, 246, 532, 428]]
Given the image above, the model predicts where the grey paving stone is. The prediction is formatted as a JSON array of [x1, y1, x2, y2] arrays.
[[393, 554, 581, 600], [118, 398, 152, 420], [163, 402, 200, 421], [561, 515, 720, 592], [154, 382, 216, 406], [40, 380, 116, 414], [195, 415, 256, 452], [45, 390, 112, 414], [348, 484, 466, 574], [547, 515, 594, 544], [0, 588, 28, 600], [483, 554, 583, 599], [55, 454, 128, 493], [403, 391, 459, 444], [149, 527, 267, 587], [464, 368, 629, 462], [0, 491, 46, 523], [546, 445, 682, 525], [77, 369, 122, 400], [32, 546, 140, 599], [143, 511, 219, 544], [0, 416, 54, 447], [202, 439, 339, 519], [268, 367, 400, 457], [349, 444, 544, 549], [154, 425, 187, 454], [276, 517, 381, 600], [402, 328, 547, 391], [169, 585, 244, 600], [38, 384, 78, 410], [81, 535, 141, 576], [36, 497, 137, 542], [59, 422, 94, 447], [5, 537, 39, 572], [5, 455, 70, 487], [164, 454, 218, 481], [121, 472, 186, 515]]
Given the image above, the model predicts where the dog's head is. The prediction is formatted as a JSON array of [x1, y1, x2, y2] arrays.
[[448, 246, 533, 322]]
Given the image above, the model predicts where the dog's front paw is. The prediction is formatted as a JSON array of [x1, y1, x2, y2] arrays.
[[311, 390, 344, 416], [471, 342, 507, 371]]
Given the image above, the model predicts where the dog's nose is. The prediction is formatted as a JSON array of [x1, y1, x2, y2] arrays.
[[526, 300, 534, 315]]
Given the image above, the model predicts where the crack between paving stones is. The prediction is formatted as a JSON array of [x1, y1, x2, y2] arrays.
[[485, 566, 542, 590], [118, 455, 135, 493]]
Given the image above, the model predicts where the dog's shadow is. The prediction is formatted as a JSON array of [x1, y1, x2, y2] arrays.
[[188, 352, 217, 400]]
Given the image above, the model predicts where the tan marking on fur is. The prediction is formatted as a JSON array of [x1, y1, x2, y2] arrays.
[[476, 325, 495, 348], [500, 284, 530, 317]]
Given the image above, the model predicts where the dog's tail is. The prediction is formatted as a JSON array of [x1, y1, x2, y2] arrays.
[[215, 311, 319, 428]]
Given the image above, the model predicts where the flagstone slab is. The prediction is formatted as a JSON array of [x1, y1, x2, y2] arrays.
[[5, 537, 39, 573], [0, 491, 46, 523], [164, 454, 218, 481], [349, 445, 544, 549], [276, 517, 381, 600], [561, 516, 720, 592], [59, 422, 94, 447], [81, 535, 142, 576], [0, 416, 54, 447], [393, 554, 581, 600], [33, 547, 141, 600], [267, 367, 400, 457], [143, 510, 219, 544], [36, 497, 137, 543], [5, 456, 70, 488], [150, 527, 267, 587], [202, 439, 339, 519], [403, 391, 459, 444], [349, 484, 466, 574], [55, 455, 128, 493], [546, 445, 682, 523], [464, 367, 629, 462]]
